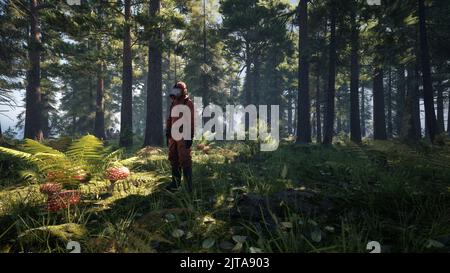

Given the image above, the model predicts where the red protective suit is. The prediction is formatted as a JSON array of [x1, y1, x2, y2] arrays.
[[166, 89, 194, 169]]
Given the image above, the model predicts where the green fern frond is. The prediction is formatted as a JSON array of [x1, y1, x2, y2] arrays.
[[66, 135, 105, 161], [0, 146, 35, 163], [104, 148, 124, 163], [65, 135, 106, 173], [21, 139, 65, 156], [19, 170, 40, 184], [120, 156, 143, 169], [33, 153, 73, 173]]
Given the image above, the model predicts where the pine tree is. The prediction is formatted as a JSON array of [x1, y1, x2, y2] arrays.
[[418, 0, 438, 141], [349, 1, 361, 143], [323, 1, 337, 145], [144, 0, 163, 146], [297, 0, 311, 144], [119, 0, 133, 147]]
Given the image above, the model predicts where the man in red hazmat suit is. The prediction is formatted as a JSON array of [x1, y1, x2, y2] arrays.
[[166, 81, 194, 192]]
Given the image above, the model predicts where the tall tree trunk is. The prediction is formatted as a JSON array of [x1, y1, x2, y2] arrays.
[[436, 81, 445, 133], [336, 88, 341, 134], [293, 94, 298, 135], [448, 89, 450, 136], [349, 5, 361, 143], [323, 4, 337, 145], [94, 4, 106, 140], [402, 66, 421, 141], [414, 65, 422, 138], [244, 42, 252, 106], [387, 67, 393, 138], [316, 72, 322, 143], [41, 93, 50, 138], [288, 89, 293, 135], [418, 0, 438, 141], [24, 0, 43, 141], [297, 0, 311, 144], [201, 0, 209, 105], [373, 68, 387, 140], [71, 84, 76, 137], [395, 66, 406, 135], [271, 57, 281, 128], [94, 59, 106, 139], [89, 76, 95, 132], [253, 54, 261, 106], [0, 122, 3, 142], [120, 0, 133, 147], [360, 82, 366, 137], [164, 46, 172, 134], [144, 0, 163, 146], [72, 114, 76, 137]]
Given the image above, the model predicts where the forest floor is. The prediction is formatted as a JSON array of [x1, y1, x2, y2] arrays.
[[1, 138, 450, 253]]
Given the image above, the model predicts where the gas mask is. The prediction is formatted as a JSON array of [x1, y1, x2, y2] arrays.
[[169, 87, 182, 99]]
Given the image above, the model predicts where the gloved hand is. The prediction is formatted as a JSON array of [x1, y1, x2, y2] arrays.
[[184, 140, 193, 149]]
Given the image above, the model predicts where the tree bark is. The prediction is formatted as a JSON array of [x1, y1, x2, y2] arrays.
[[244, 42, 253, 106], [120, 0, 133, 147], [387, 67, 393, 138], [349, 5, 361, 143], [24, 0, 43, 141], [252, 53, 261, 106], [323, 3, 337, 145], [360, 82, 366, 138], [402, 66, 421, 141], [201, 0, 209, 105], [89, 75, 95, 132], [373, 68, 387, 140], [418, 0, 438, 141], [448, 89, 450, 136], [436, 81, 445, 133], [94, 59, 106, 140], [316, 72, 322, 143], [414, 66, 422, 138], [395, 66, 406, 136], [288, 89, 293, 135], [144, 0, 163, 146], [297, 0, 311, 144], [42, 93, 50, 138]]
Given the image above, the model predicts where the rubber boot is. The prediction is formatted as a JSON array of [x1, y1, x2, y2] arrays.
[[167, 167, 181, 191], [183, 167, 193, 193]]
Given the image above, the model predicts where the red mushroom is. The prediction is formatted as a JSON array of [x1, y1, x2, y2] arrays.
[[46, 190, 81, 212], [105, 166, 130, 193], [106, 166, 130, 182]]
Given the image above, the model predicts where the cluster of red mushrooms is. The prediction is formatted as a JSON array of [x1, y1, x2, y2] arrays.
[[40, 166, 130, 212], [39, 182, 80, 212]]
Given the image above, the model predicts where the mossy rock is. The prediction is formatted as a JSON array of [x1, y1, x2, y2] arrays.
[[19, 223, 87, 247]]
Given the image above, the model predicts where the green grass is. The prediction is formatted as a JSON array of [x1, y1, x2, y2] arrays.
[[1, 138, 450, 253]]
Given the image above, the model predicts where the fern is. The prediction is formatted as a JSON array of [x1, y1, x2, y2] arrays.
[[0, 146, 35, 163], [66, 135, 105, 170], [33, 153, 71, 173], [0, 135, 123, 187], [21, 139, 64, 156], [104, 148, 124, 165], [19, 170, 40, 184]]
